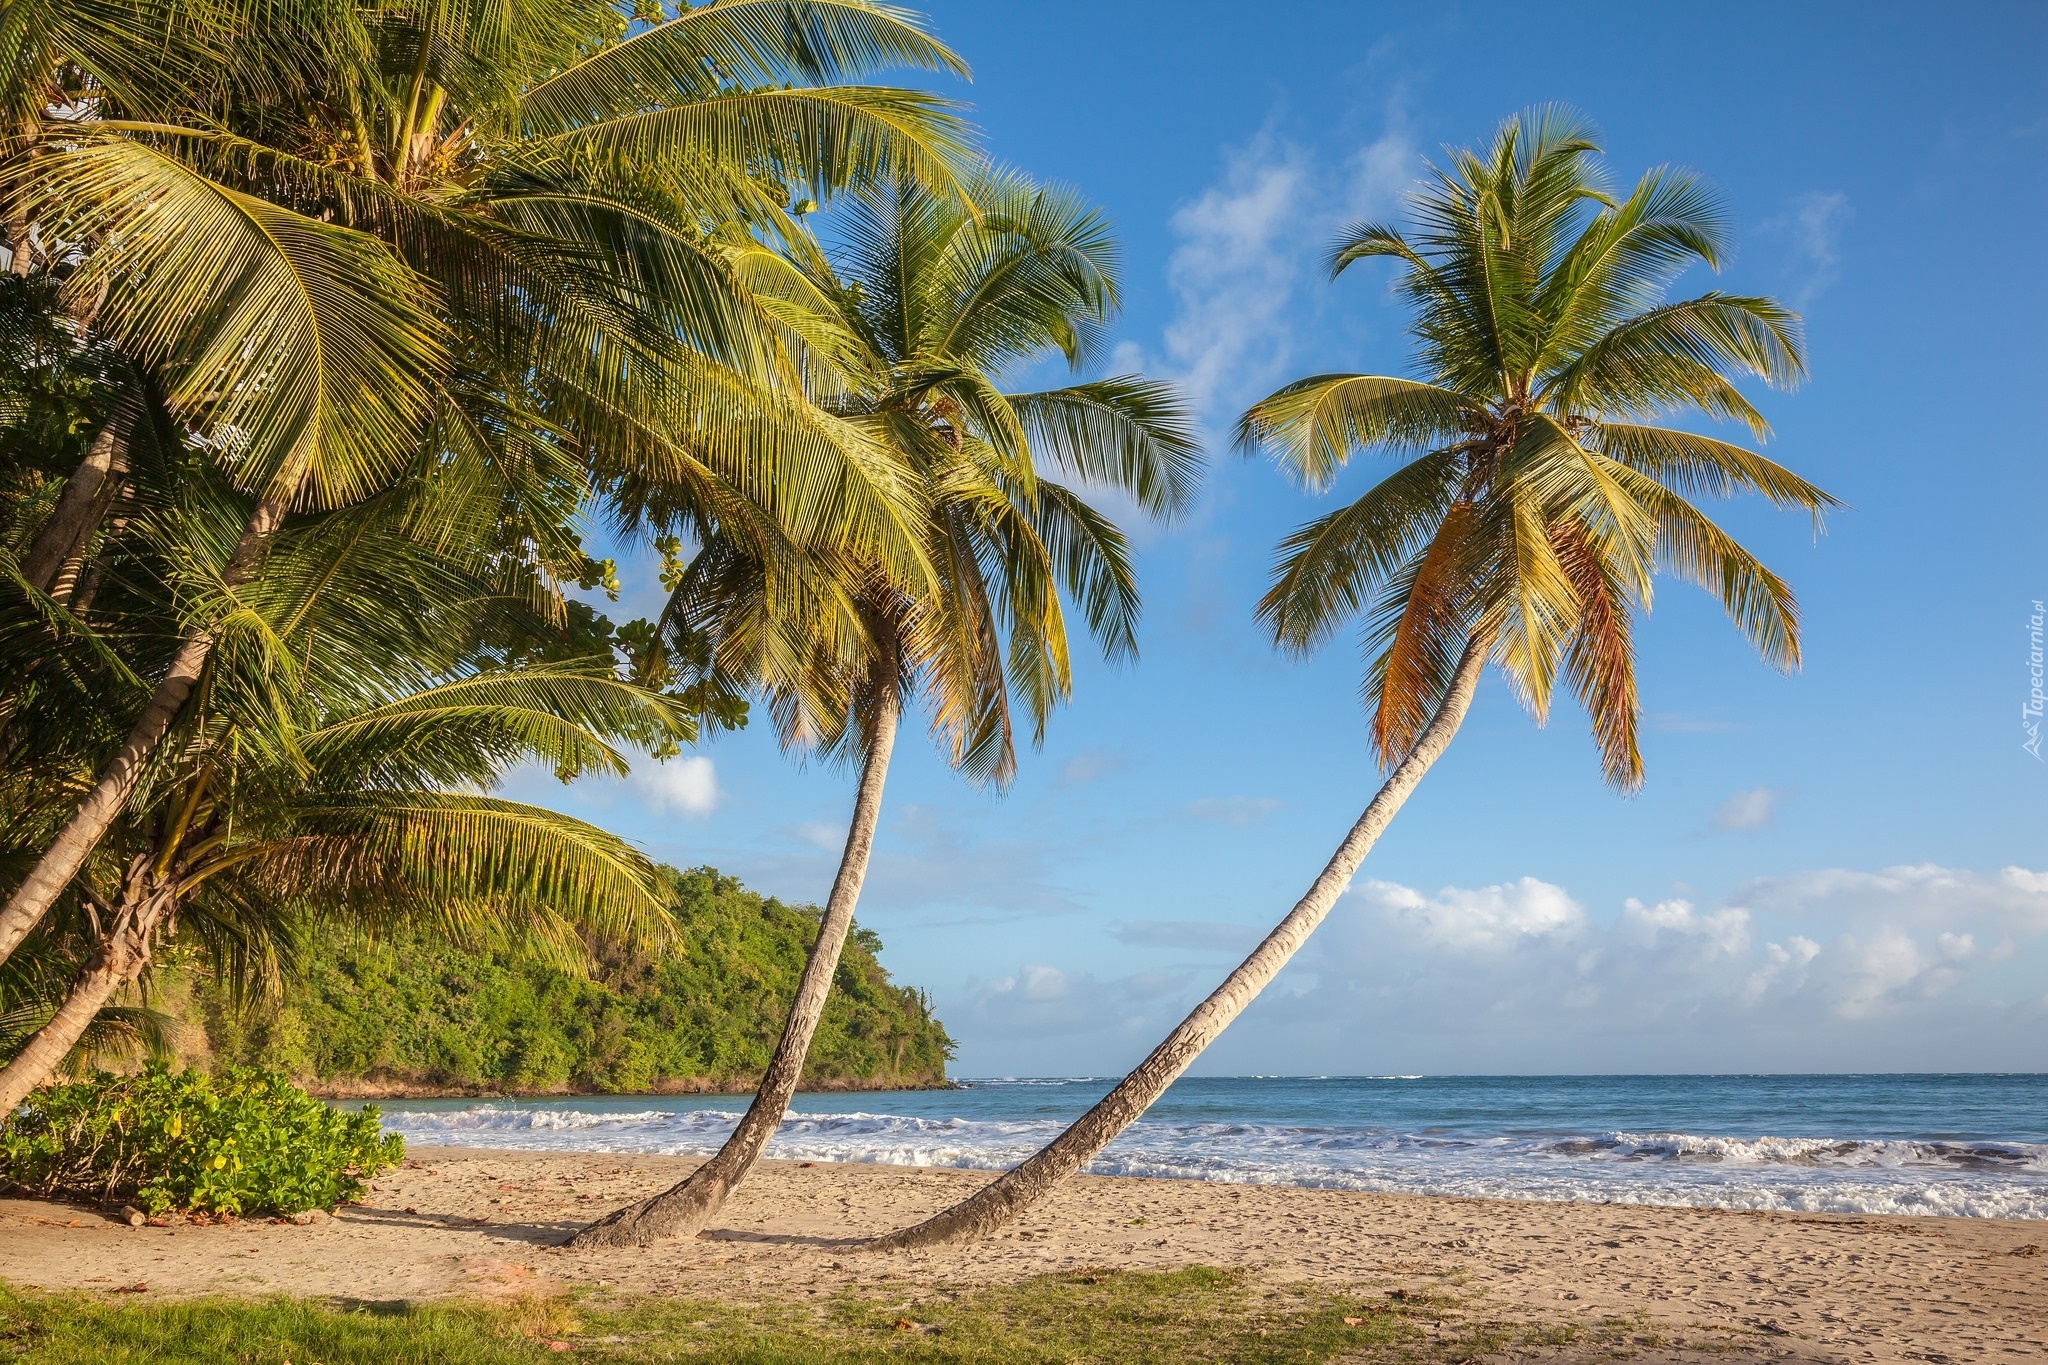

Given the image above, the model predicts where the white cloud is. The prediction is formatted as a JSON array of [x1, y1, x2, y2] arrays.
[[1356, 875, 1586, 951], [1765, 190, 1852, 306], [1226, 860, 2048, 1064], [1126, 119, 1416, 429], [948, 861, 2048, 1074], [1727, 863, 2048, 936], [627, 755, 719, 817], [1150, 131, 1312, 420], [1712, 785, 1785, 832], [1618, 896, 1752, 957]]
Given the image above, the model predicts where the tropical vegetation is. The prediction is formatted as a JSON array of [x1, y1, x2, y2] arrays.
[[0, 0, 972, 971], [187, 866, 952, 1094], [0, 0, 985, 1122], [0, 1062, 402, 1217], [0, 0, 1838, 1283], [0, 415, 695, 1116]]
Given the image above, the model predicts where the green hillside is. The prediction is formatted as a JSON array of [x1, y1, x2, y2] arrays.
[[179, 866, 952, 1095]]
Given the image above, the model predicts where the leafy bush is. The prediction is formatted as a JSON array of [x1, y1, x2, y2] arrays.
[[0, 1064, 402, 1216]]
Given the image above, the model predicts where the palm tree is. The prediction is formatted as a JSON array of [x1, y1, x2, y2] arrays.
[[0, 462, 696, 1116], [568, 170, 1199, 1247], [0, 0, 974, 965], [870, 107, 1840, 1251]]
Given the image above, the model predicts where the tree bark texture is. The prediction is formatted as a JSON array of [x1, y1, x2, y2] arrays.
[[19, 394, 137, 596], [0, 869, 171, 1117]]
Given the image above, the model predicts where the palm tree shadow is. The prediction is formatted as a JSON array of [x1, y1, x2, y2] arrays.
[[691, 1228, 863, 1250], [342, 1206, 587, 1245]]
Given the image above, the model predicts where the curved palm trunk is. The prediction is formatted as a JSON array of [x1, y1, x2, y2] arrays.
[[19, 395, 137, 596], [0, 492, 287, 966], [866, 631, 1491, 1253], [566, 686, 902, 1249], [0, 877, 172, 1118]]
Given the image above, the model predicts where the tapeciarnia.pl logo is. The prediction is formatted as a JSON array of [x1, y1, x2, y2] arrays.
[[2027, 599, 2045, 760]]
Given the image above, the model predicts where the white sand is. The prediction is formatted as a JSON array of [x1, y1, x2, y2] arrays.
[[4, 1147, 2042, 1362]]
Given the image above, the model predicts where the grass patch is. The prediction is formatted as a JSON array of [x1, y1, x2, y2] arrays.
[[0, 1268, 1576, 1363]]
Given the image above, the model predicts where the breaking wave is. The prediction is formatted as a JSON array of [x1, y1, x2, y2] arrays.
[[378, 1102, 2048, 1220]]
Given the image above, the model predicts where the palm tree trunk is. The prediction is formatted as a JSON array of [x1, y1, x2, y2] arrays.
[[0, 882, 171, 1118], [0, 491, 288, 967], [865, 630, 1492, 1253], [18, 394, 137, 595], [566, 684, 903, 1249], [4, 217, 31, 277]]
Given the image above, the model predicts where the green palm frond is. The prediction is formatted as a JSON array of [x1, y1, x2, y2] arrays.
[[1593, 421, 1841, 525], [519, 0, 967, 135], [204, 793, 673, 948], [301, 662, 695, 786], [25, 134, 446, 508], [537, 87, 975, 205], [670, 168, 1198, 787], [1244, 106, 1832, 782], [1256, 448, 1467, 656], [1236, 374, 1481, 492], [1008, 378, 1200, 521]]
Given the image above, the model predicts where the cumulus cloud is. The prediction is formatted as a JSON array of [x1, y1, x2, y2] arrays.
[[1229, 859, 2048, 1069], [1712, 785, 1785, 832], [630, 755, 718, 817], [948, 861, 2048, 1073], [1728, 863, 2048, 936], [1356, 876, 1586, 951]]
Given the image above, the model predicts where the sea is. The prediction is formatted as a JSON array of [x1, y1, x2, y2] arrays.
[[369, 1073, 2048, 1220]]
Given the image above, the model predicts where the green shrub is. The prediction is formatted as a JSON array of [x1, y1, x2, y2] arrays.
[[0, 1063, 402, 1216]]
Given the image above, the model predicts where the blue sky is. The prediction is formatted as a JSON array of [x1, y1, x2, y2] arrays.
[[515, 0, 2048, 1076]]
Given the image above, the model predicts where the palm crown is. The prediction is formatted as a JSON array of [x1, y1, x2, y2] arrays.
[[1240, 107, 1841, 788], [677, 169, 1200, 782], [12, 0, 973, 555]]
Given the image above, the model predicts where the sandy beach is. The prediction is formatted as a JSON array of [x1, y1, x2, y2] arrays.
[[3, 1146, 2041, 1362]]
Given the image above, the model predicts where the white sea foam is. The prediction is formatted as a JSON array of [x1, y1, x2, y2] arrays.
[[376, 1104, 2048, 1220]]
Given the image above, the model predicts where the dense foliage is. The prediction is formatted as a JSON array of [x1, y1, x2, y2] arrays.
[[0, 1064, 401, 1216], [191, 867, 953, 1094]]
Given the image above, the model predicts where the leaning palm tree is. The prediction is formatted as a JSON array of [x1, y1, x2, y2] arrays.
[[0, 932, 177, 1080], [0, 464, 696, 1116], [568, 169, 1199, 1247], [871, 107, 1840, 1251], [0, 0, 973, 965]]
